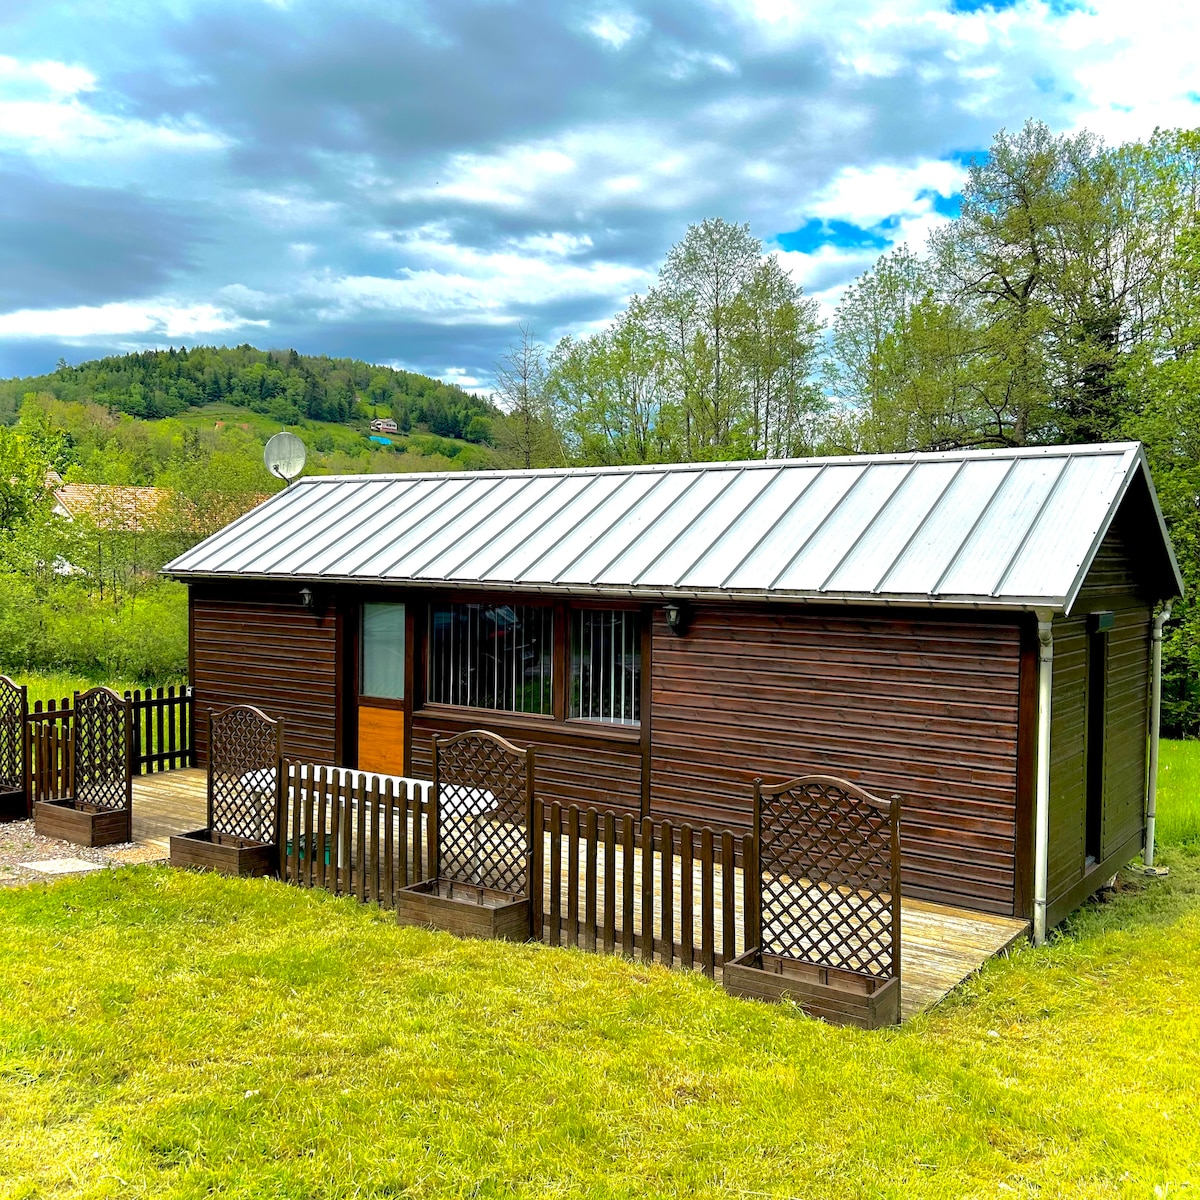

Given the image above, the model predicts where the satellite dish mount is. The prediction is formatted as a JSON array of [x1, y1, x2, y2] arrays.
[[263, 431, 307, 483]]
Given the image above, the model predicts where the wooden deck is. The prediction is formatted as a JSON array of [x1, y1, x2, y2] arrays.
[[131, 767, 1027, 1019]]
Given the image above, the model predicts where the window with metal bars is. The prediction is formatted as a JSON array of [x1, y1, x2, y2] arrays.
[[427, 603, 553, 715], [570, 609, 641, 725]]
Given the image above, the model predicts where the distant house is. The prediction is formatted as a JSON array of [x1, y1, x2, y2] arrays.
[[49, 477, 269, 540], [51, 481, 174, 531], [370, 418, 399, 434]]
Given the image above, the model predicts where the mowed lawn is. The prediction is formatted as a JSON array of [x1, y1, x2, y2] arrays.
[[1, 749, 1199, 1197]]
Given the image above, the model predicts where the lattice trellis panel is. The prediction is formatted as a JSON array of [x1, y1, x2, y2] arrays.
[[433, 731, 534, 896], [208, 706, 283, 843], [755, 775, 900, 980], [73, 687, 131, 812], [0, 675, 27, 793]]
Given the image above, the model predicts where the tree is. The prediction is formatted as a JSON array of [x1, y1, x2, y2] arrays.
[[490, 327, 562, 469], [652, 218, 763, 457], [546, 219, 825, 465], [550, 296, 681, 467], [728, 256, 826, 458]]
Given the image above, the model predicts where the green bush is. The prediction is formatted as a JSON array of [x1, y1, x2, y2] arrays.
[[0, 575, 188, 684]]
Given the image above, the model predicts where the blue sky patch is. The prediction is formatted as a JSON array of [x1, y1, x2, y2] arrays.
[[919, 189, 964, 219], [774, 219, 891, 254], [948, 0, 1021, 11]]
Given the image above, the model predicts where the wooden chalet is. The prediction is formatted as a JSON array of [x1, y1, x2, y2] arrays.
[[164, 442, 1183, 942]]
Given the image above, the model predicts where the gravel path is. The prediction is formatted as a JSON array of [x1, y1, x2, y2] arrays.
[[0, 820, 165, 887]]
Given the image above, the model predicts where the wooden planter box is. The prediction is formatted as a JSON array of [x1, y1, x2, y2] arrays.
[[396, 878, 531, 942], [34, 799, 131, 848], [170, 829, 277, 877], [723, 948, 901, 1029], [0, 787, 28, 823]]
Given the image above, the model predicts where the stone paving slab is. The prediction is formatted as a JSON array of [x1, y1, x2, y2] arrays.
[[17, 857, 102, 876]]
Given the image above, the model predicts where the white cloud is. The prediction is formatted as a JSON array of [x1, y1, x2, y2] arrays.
[[585, 9, 648, 50], [0, 55, 96, 95], [0, 55, 230, 160], [808, 160, 964, 228], [0, 300, 266, 341]]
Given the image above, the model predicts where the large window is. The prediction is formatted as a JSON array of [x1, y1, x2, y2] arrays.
[[428, 603, 553, 714], [361, 603, 405, 700], [570, 609, 641, 725]]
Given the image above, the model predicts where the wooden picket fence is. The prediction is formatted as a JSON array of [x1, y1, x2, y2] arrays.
[[27, 700, 73, 806], [279, 761, 755, 977], [279, 762, 436, 905], [23, 686, 193, 805], [127, 686, 192, 774], [541, 802, 756, 977]]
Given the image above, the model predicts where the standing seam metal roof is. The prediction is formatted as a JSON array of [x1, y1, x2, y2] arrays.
[[163, 442, 1184, 613]]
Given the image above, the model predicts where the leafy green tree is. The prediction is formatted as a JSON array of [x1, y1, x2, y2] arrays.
[[491, 327, 562, 469]]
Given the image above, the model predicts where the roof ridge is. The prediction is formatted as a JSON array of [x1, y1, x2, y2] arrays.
[[292, 441, 1142, 486]]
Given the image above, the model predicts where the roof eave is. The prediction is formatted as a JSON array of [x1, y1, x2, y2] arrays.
[[163, 568, 1067, 614]]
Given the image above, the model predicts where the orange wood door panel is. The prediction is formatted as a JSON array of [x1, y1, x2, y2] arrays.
[[357, 704, 406, 775]]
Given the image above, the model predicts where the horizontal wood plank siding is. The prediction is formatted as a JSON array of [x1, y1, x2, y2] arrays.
[[410, 715, 643, 817], [1047, 616, 1087, 904], [191, 593, 338, 764], [1103, 610, 1151, 858], [649, 606, 1023, 915]]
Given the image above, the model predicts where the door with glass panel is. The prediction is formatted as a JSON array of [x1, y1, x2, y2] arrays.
[[358, 602, 407, 775]]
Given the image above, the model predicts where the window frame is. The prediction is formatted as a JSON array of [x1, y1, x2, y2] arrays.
[[424, 598, 557, 719], [567, 606, 643, 727], [358, 601, 408, 707], [413, 594, 647, 741]]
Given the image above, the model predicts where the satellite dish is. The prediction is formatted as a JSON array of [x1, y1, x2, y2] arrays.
[[263, 431, 307, 482]]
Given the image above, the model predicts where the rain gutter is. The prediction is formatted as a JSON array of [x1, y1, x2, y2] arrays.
[[1033, 611, 1054, 946], [1144, 602, 1173, 872]]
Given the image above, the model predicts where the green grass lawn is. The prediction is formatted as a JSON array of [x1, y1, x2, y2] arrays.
[[1, 856, 1199, 1199], [1157, 739, 1200, 847], [1, 738, 1198, 1196]]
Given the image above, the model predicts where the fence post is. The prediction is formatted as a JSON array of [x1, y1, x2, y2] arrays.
[[750, 778, 764, 954], [890, 794, 903, 983], [526, 746, 540, 940]]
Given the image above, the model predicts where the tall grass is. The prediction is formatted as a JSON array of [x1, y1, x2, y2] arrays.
[[15, 671, 184, 708], [1157, 739, 1200, 847]]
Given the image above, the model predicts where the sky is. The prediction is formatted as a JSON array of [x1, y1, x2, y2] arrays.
[[1, 0, 1198, 391]]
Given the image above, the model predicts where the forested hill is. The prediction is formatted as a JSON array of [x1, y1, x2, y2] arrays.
[[0, 344, 497, 442]]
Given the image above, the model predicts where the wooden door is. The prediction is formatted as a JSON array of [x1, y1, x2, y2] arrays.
[[357, 601, 410, 776]]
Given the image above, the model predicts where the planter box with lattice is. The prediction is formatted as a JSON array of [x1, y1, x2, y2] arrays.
[[34, 799, 132, 847], [396, 878, 531, 941], [32, 687, 133, 848], [169, 828, 278, 877], [170, 705, 283, 879], [0, 675, 28, 822], [723, 948, 900, 1028]]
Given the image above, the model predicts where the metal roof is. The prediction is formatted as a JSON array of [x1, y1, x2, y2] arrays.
[[163, 442, 1184, 613]]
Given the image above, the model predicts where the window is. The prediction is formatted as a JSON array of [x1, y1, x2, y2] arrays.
[[428, 603, 553, 714], [361, 603, 405, 700], [570, 609, 641, 725]]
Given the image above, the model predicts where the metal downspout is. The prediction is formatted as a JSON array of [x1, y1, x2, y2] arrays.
[[1033, 614, 1054, 946], [1144, 603, 1173, 871]]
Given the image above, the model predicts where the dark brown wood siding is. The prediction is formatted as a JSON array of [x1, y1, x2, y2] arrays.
[[1103, 610, 1151, 856], [410, 713, 643, 817], [191, 590, 339, 764], [649, 605, 1024, 915], [1047, 616, 1087, 904], [1046, 605, 1151, 906]]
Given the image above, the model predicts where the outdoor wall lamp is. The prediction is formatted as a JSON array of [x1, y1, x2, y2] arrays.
[[299, 587, 315, 611], [663, 601, 690, 636]]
